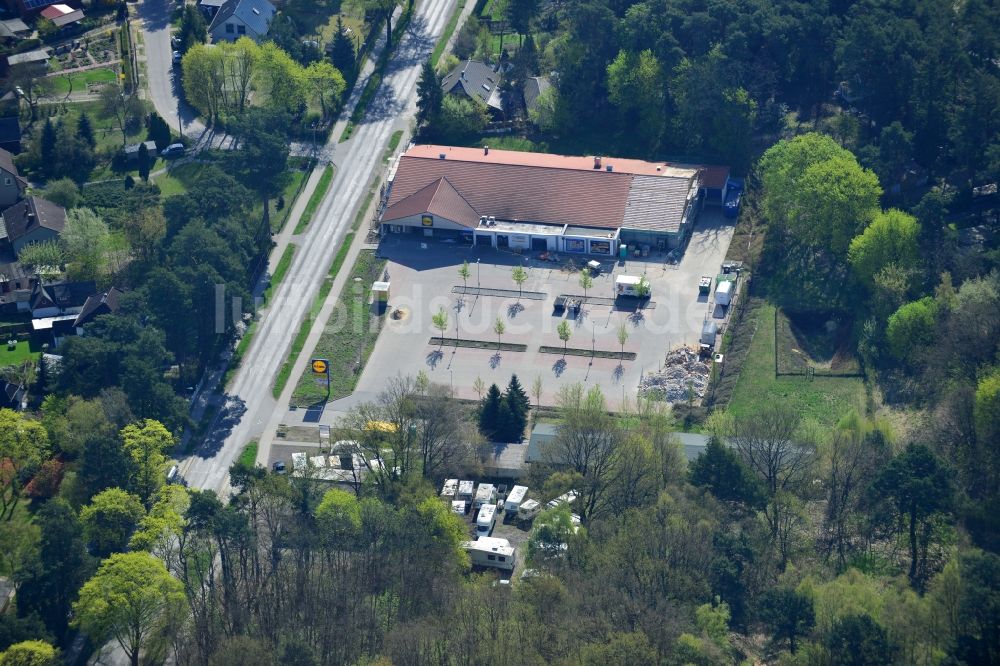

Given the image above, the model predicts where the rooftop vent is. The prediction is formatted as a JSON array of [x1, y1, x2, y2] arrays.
[[593, 156, 602, 169], [480, 216, 488, 225], [439, 153, 446, 159], [488, 216, 496, 226], [606, 165, 613, 172], [252, 7, 260, 13], [656, 166, 661, 172], [484, 145, 489, 155]]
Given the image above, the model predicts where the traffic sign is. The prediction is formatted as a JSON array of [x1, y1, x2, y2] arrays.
[[311, 358, 329, 374]]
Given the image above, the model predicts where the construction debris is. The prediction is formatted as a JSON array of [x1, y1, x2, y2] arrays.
[[639, 346, 711, 403]]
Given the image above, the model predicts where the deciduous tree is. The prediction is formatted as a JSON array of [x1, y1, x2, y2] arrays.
[[81, 488, 146, 557], [0, 410, 49, 521]]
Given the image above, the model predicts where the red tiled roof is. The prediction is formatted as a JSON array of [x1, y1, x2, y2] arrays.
[[381, 177, 480, 228], [386, 153, 634, 229]]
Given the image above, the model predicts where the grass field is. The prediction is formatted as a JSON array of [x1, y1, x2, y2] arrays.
[[48, 67, 118, 94], [265, 245, 295, 303], [238, 440, 258, 467], [290, 249, 386, 406], [728, 303, 865, 428], [294, 165, 335, 234], [0, 339, 42, 367], [270, 166, 309, 233], [154, 161, 216, 197]]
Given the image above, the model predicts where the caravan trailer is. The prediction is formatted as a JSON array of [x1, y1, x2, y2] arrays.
[[504, 485, 529, 515], [440, 479, 458, 499], [457, 480, 474, 502], [464, 537, 516, 571], [476, 504, 498, 537], [474, 483, 497, 509], [518, 499, 541, 521]]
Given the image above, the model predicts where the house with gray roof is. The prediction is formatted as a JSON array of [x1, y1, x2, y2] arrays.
[[522, 75, 550, 117], [1, 196, 66, 258], [0, 147, 26, 209], [441, 59, 504, 113], [209, 0, 275, 42]]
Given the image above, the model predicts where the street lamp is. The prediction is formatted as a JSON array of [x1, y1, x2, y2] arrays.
[[477, 258, 481, 287]]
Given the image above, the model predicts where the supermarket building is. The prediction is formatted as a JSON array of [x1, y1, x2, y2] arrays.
[[380, 144, 730, 256]]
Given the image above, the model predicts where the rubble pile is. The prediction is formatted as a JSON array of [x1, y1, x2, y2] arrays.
[[639, 346, 711, 402]]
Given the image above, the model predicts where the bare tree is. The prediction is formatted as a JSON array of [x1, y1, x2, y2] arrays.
[[730, 404, 810, 498], [8, 64, 53, 120], [414, 383, 474, 479]]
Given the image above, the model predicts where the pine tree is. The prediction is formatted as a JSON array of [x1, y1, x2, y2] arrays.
[[497, 399, 518, 442], [76, 112, 95, 148], [330, 16, 356, 77], [147, 113, 171, 151], [416, 59, 443, 131], [138, 143, 150, 182], [479, 383, 502, 439], [500, 374, 530, 442], [505, 374, 531, 416], [40, 119, 57, 173]]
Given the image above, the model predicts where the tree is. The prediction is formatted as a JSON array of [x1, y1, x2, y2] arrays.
[[230, 108, 291, 230], [137, 143, 150, 182], [760, 587, 815, 654], [432, 306, 448, 346], [365, 0, 397, 46], [527, 505, 577, 563], [689, 437, 765, 510], [580, 632, 656, 666], [42, 178, 79, 209], [952, 550, 1000, 664], [435, 96, 489, 141], [329, 17, 356, 76], [848, 209, 921, 287], [616, 322, 629, 361], [500, 375, 530, 442], [511, 265, 528, 299], [975, 367, 1000, 450], [17, 241, 63, 280], [416, 59, 443, 130], [39, 119, 56, 168], [458, 260, 471, 290], [15, 499, 90, 641], [8, 65, 53, 120], [304, 61, 346, 119], [146, 113, 171, 151], [606, 49, 665, 153], [99, 86, 144, 146], [531, 375, 543, 409], [121, 420, 173, 507], [76, 112, 95, 148], [872, 443, 952, 588], [886, 297, 938, 363], [494, 317, 505, 349], [729, 405, 808, 499], [479, 384, 502, 439], [0, 410, 49, 521], [506, 0, 539, 38], [578, 268, 593, 300], [179, 4, 207, 51], [557, 319, 571, 355], [62, 207, 111, 282], [473, 376, 485, 400], [826, 614, 897, 665], [0, 640, 58, 666], [81, 488, 147, 557], [73, 552, 185, 666]]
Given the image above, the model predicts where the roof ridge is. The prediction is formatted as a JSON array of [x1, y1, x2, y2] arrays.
[[435, 175, 479, 215], [403, 153, 636, 180]]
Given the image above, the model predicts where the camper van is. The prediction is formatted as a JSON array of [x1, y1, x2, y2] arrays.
[[546, 489, 579, 510], [457, 480, 474, 502], [464, 537, 516, 571], [476, 504, 498, 537], [518, 499, 542, 521], [440, 479, 458, 499], [474, 483, 497, 509], [504, 485, 529, 515]]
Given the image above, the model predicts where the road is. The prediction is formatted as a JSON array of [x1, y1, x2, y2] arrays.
[[177, 0, 458, 492]]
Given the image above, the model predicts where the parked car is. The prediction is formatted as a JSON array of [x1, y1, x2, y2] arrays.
[[272, 460, 286, 474], [161, 143, 185, 158], [171, 36, 181, 49], [172, 50, 182, 65]]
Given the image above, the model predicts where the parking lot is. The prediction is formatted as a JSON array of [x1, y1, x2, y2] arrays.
[[355, 208, 735, 410]]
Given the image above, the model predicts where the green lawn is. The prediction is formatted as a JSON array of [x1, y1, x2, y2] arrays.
[[290, 249, 386, 406], [0, 339, 42, 367], [48, 67, 118, 94], [154, 162, 217, 198], [265, 244, 296, 303], [280, 0, 367, 49], [238, 440, 258, 467], [431, 0, 467, 65], [34, 100, 143, 152], [270, 166, 309, 233], [728, 303, 865, 428], [294, 165, 335, 234]]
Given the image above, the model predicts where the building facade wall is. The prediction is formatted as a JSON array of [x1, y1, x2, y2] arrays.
[[0, 171, 21, 209], [381, 212, 471, 235], [12, 227, 57, 256]]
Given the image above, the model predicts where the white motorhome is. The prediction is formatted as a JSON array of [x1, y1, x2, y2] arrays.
[[476, 504, 498, 537], [518, 499, 541, 521], [464, 537, 516, 571], [451, 500, 467, 516], [457, 480, 474, 501], [440, 479, 458, 498], [546, 489, 579, 510], [504, 485, 528, 515], [474, 483, 496, 509]]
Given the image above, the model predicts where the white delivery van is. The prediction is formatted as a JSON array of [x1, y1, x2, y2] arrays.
[[440, 479, 458, 498], [463, 537, 516, 571], [615, 275, 642, 297], [476, 503, 498, 537], [504, 485, 528, 515], [457, 480, 474, 501], [715, 280, 733, 306], [518, 499, 542, 521], [474, 483, 497, 509]]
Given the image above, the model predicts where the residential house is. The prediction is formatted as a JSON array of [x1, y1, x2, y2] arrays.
[[5, 48, 51, 74], [30, 279, 95, 345], [1, 196, 66, 258], [73, 286, 122, 332], [123, 140, 157, 162], [208, 0, 275, 43], [0, 116, 21, 153], [0, 18, 31, 42], [39, 3, 84, 29], [0, 147, 25, 208], [0, 275, 35, 313], [522, 75, 550, 118], [441, 59, 504, 114]]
